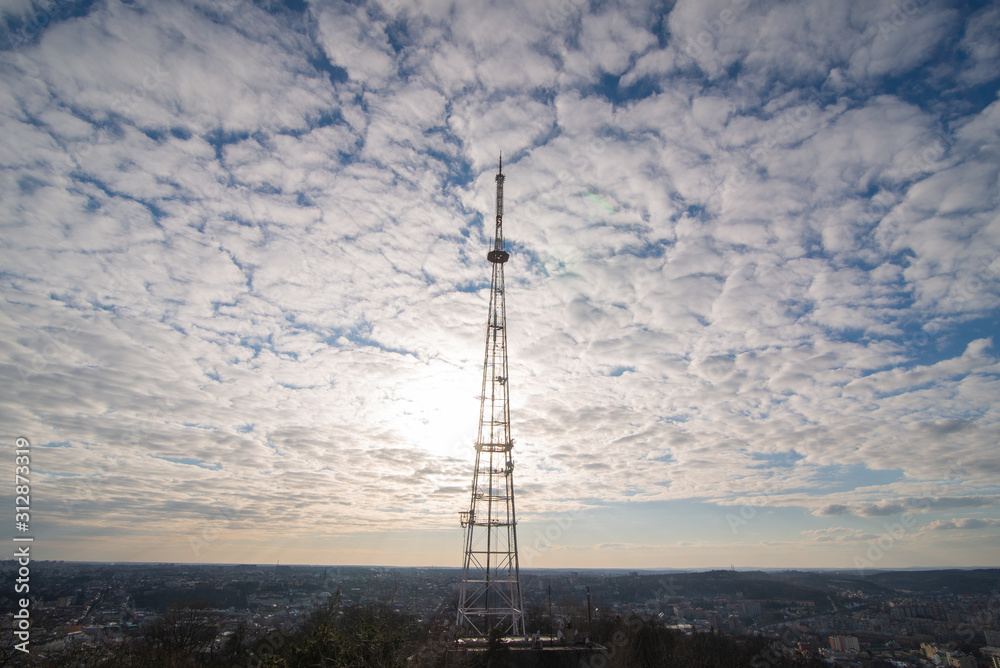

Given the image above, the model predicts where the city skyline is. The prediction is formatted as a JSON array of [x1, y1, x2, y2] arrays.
[[1, 0, 999, 570]]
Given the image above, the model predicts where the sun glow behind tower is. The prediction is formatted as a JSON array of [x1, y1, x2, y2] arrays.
[[456, 156, 525, 638]]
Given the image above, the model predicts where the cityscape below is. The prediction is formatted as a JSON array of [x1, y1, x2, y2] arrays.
[[4, 561, 999, 666]]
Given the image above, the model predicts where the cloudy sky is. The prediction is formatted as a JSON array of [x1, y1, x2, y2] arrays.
[[2, 0, 999, 571]]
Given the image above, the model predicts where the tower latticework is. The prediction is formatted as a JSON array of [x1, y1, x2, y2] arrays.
[[457, 156, 525, 639]]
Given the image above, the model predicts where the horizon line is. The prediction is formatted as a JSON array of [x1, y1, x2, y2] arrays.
[[31, 560, 1000, 573]]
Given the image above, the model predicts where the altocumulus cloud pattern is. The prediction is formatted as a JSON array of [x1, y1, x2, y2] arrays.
[[0, 0, 999, 569]]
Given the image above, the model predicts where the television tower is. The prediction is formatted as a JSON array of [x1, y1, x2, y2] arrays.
[[457, 155, 525, 638]]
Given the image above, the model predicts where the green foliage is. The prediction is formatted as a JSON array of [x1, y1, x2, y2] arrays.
[[250, 594, 420, 668], [30, 596, 834, 668], [479, 627, 511, 668], [593, 615, 827, 668]]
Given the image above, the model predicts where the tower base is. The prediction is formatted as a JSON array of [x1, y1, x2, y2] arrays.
[[442, 637, 606, 667]]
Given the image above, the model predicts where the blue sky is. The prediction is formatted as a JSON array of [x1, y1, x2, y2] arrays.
[[1, 0, 999, 570]]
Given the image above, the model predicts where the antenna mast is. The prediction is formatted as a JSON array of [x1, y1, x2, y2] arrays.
[[457, 155, 525, 638]]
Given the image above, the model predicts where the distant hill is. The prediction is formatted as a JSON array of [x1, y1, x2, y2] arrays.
[[616, 570, 835, 610], [864, 569, 1000, 595], [674, 571, 824, 599], [596, 568, 1000, 609]]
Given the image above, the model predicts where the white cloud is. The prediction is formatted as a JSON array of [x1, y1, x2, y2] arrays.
[[0, 0, 997, 568]]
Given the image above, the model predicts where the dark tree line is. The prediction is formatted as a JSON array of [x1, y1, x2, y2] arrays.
[[14, 599, 830, 668], [589, 615, 828, 668]]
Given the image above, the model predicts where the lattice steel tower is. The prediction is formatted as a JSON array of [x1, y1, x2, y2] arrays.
[[456, 155, 525, 639]]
